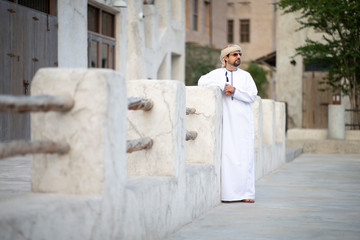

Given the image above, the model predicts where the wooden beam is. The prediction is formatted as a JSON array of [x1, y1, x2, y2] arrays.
[[128, 97, 153, 111], [0, 140, 70, 159], [0, 95, 74, 113], [186, 107, 196, 115], [127, 137, 153, 153], [186, 131, 198, 141]]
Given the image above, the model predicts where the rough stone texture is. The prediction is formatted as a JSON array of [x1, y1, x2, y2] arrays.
[[0, 79, 226, 240], [287, 129, 329, 140], [31, 69, 127, 195], [0, 78, 287, 240], [346, 130, 360, 140], [275, 102, 286, 143], [275, 102, 286, 167], [261, 99, 286, 176], [127, 1, 185, 82], [286, 139, 360, 154], [287, 129, 360, 141], [252, 97, 264, 180], [58, 0, 87, 67], [185, 86, 222, 165], [328, 104, 345, 139], [261, 99, 276, 175], [126, 80, 186, 177], [276, 9, 329, 129], [276, 10, 304, 129], [252, 97, 263, 150], [262, 99, 275, 145]]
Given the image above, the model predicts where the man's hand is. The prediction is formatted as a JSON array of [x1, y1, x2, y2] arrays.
[[224, 84, 235, 96]]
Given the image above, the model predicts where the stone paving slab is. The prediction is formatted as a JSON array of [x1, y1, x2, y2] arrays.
[[167, 154, 360, 240]]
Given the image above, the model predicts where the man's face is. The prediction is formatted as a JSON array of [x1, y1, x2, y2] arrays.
[[225, 51, 242, 67]]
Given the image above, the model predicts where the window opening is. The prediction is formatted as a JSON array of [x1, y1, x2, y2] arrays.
[[87, 4, 116, 70], [227, 20, 234, 43], [240, 19, 250, 43]]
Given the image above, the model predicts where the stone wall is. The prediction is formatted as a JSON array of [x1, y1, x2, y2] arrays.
[[0, 69, 286, 240], [287, 128, 360, 154]]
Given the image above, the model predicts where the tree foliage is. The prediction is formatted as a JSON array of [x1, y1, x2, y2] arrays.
[[244, 62, 269, 99], [185, 43, 219, 86], [277, 0, 360, 127]]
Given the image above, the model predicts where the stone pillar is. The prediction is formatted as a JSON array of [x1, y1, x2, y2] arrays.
[[185, 86, 222, 165], [328, 104, 345, 139], [275, 102, 286, 166], [127, 80, 186, 177], [261, 99, 276, 174], [262, 99, 276, 145], [275, 102, 286, 143], [31, 69, 127, 195], [252, 96, 264, 180], [58, 0, 88, 67]]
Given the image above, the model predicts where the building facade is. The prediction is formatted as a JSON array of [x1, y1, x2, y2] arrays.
[[226, 0, 276, 63], [185, 0, 227, 49], [276, 9, 335, 129], [0, 0, 186, 141]]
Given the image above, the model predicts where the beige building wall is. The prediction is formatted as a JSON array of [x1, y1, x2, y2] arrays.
[[227, 0, 276, 63], [276, 9, 332, 129], [127, 0, 185, 82], [276, 10, 304, 129], [63, 0, 186, 83], [185, 0, 227, 49]]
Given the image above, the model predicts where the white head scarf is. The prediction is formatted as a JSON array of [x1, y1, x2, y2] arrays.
[[220, 44, 242, 67]]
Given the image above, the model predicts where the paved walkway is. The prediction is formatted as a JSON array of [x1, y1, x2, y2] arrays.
[[1, 154, 360, 239], [167, 154, 360, 240]]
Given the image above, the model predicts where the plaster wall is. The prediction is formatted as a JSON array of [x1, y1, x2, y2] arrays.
[[0, 69, 287, 240], [58, 0, 88, 67], [127, 1, 185, 82], [288, 129, 360, 141], [185, 0, 227, 49], [276, 10, 304, 128], [276, 9, 328, 129], [227, 0, 276, 62], [185, 86, 222, 165], [58, 0, 128, 72], [259, 99, 285, 177], [31, 68, 127, 195], [252, 97, 264, 180], [126, 80, 186, 177], [57, 0, 183, 82]]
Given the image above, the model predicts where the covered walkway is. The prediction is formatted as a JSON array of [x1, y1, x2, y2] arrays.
[[168, 154, 360, 240]]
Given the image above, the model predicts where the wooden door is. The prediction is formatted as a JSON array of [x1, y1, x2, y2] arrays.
[[0, 1, 58, 141], [302, 71, 333, 128]]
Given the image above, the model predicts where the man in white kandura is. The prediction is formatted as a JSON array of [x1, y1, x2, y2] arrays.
[[198, 44, 258, 203]]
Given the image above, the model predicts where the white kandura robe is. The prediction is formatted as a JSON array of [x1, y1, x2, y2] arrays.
[[198, 68, 258, 201]]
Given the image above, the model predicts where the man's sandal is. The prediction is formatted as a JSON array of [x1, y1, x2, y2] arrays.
[[221, 199, 255, 203], [240, 199, 255, 203]]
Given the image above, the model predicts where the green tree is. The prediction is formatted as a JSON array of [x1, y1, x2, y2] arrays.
[[277, 0, 360, 128], [245, 62, 269, 99], [185, 43, 219, 86]]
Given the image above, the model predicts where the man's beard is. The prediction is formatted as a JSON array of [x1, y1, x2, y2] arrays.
[[233, 59, 241, 67]]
